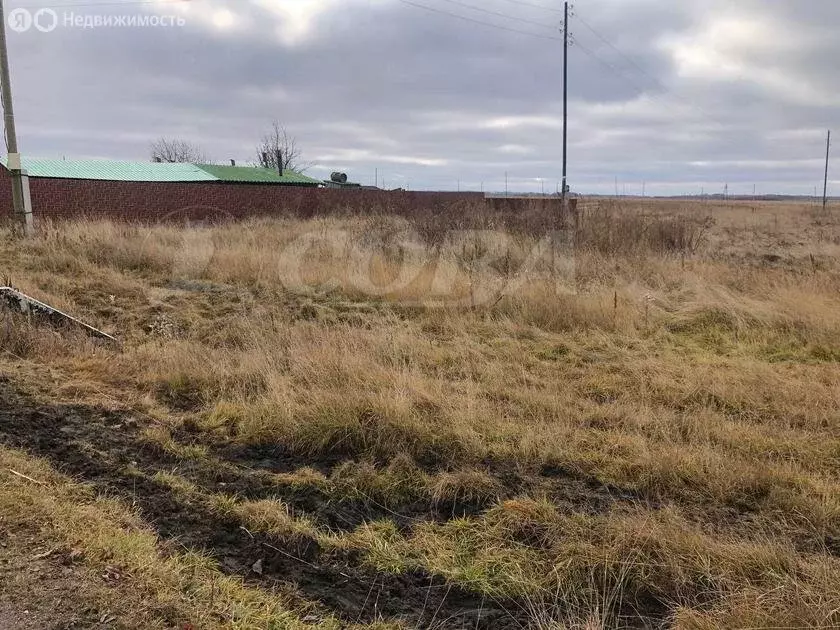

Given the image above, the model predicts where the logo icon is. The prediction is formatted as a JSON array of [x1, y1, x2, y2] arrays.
[[8, 8, 32, 33], [34, 8, 58, 33], [7, 8, 58, 33]]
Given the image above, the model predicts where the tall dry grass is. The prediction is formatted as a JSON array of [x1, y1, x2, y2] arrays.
[[0, 199, 838, 628]]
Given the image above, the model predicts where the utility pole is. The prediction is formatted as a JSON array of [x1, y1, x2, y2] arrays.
[[560, 0, 569, 211], [505, 171, 508, 197], [823, 130, 831, 210], [375, 167, 378, 188], [0, 0, 29, 235]]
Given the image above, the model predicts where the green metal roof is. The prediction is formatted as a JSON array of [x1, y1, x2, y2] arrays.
[[2, 157, 218, 182], [196, 164, 321, 186], [1, 157, 323, 186]]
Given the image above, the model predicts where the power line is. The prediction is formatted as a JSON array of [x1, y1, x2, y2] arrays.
[[438, 0, 558, 30], [403, 0, 647, 96], [573, 12, 720, 122], [494, 0, 564, 14], [398, 0, 723, 133], [572, 36, 730, 134], [396, 0, 562, 41], [575, 15, 660, 85], [567, 36, 672, 105], [397, 0, 751, 162]]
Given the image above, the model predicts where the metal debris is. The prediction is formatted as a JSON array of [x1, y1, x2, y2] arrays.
[[0, 286, 117, 343]]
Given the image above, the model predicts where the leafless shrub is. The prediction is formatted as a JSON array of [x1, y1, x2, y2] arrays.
[[575, 200, 713, 256]]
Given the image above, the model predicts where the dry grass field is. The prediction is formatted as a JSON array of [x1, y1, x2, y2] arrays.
[[0, 198, 839, 629]]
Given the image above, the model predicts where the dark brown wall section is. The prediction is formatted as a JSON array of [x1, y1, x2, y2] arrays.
[[0, 168, 486, 222], [0, 168, 576, 224]]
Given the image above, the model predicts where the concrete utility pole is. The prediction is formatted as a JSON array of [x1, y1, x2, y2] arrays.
[[823, 130, 831, 210], [560, 0, 569, 211], [0, 0, 30, 235]]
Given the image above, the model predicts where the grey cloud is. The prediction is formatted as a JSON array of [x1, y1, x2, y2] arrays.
[[4, 0, 838, 195]]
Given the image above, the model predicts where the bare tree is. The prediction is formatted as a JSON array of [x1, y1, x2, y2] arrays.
[[255, 122, 308, 172], [150, 138, 208, 163]]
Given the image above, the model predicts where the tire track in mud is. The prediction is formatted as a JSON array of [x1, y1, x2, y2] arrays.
[[0, 376, 667, 628], [0, 378, 528, 629]]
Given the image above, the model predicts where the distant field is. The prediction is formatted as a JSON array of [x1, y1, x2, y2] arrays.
[[1, 199, 839, 629]]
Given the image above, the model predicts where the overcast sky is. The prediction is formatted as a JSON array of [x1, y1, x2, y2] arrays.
[[5, 0, 839, 194]]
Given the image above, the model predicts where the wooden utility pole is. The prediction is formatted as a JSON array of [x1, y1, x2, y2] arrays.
[[823, 130, 831, 210], [0, 0, 30, 235], [560, 0, 569, 210]]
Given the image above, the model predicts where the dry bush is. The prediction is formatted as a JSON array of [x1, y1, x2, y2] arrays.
[[575, 200, 713, 256]]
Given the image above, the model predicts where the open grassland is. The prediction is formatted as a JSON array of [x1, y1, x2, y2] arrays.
[[1, 199, 839, 629]]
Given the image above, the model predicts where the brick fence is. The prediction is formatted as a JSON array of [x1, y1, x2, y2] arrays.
[[0, 167, 489, 223], [0, 167, 578, 225]]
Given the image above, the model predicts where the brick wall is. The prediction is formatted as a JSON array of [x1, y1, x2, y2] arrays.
[[0, 167, 486, 224]]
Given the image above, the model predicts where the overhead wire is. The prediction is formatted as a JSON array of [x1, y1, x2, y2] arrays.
[[572, 13, 721, 123], [396, 0, 731, 131], [394, 0, 768, 185], [396, 0, 562, 41], [569, 34, 743, 157], [575, 14, 661, 87], [397, 0, 687, 108], [398, 0, 727, 129], [493, 0, 564, 14], [436, 0, 559, 30]]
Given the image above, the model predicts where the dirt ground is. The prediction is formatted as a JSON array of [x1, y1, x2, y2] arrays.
[[0, 523, 134, 630], [0, 376, 534, 629]]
